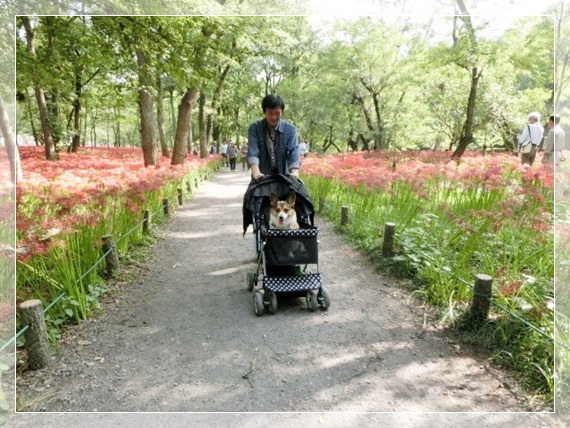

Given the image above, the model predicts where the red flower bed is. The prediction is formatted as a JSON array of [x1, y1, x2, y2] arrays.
[[17, 147, 216, 252], [302, 150, 553, 192]]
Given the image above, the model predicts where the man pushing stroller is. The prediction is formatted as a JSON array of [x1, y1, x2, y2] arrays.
[[247, 94, 301, 181]]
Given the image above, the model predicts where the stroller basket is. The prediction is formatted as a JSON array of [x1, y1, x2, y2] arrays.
[[264, 273, 321, 293], [264, 227, 319, 266]]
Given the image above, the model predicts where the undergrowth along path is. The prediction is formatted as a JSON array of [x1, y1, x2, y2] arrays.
[[12, 169, 563, 426]]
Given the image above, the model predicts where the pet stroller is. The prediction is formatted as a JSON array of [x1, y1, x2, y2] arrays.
[[242, 174, 330, 315]]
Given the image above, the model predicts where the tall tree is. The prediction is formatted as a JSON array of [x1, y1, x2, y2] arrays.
[[21, 17, 57, 161], [554, 0, 569, 110], [0, 93, 22, 182], [136, 47, 158, 166], [171, 88, 198, 164], [66, 17, 101, 152], [451, 0, 483, 159], [156, 74, 169, 157]]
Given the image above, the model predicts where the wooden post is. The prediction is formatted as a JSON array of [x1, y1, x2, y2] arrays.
[[318, 197, 325, 213], [187, 181, 193, 193], [469, 274, 493, 324], [163, 198, 170, 217], [143, 209, 151, 234], [340, 206, 349, 226], [102, 234, 120, 275], [19, 300, 51, 370], [177, 188, 184, 206], [194, 177, 199, 188], [382, 222, 396, 258]]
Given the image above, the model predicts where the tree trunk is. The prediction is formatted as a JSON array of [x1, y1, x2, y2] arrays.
[[168, 87, 176, 147], [114, 120, 121, 147], [359, 78, 385, 151], [171, 88, 198, 165], [452, 0, 481, 160], [45, 17, 62, 148], [206, 65, 231, 144], [198, 92, 208, 158], [234, 106, 240, 144], [25, 88, 39, 145], [22, 17, 57, 161], [553, 0, 566, 109], [70, 64, 99, 152], [70, 69, 82, 153], [156, 75, 169, 157], [452, 66, 482, 159], [136, 49, 158, 167], [358, 133, 369, 151], [34, 85, 57, 160], [0, 94, 23, 182], [82, 105, 88, 146], [371, 92, 385, 150], [352, 94, 376, 147], [112, 106, 119, 147]]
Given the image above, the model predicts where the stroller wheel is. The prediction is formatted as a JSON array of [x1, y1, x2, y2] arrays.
[[318, 286, 331, 310], [267, 291, 278, 314], [306, 290, 318, 312], [247, 272, 256, 291], [253, 292, 264, 316]]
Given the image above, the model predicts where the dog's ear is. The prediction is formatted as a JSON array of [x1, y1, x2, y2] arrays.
[[286, 191, 296, 206], [270, 192, 278, 207]]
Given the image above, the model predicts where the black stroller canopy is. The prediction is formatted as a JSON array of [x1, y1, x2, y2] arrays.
[[242, 174, 314, 235]]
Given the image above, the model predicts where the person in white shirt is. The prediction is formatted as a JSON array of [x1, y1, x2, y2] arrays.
[[517, 112, 544, 166]]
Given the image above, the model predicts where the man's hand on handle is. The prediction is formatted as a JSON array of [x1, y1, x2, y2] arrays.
[[250, 165, 299, 180], [251, 165, 265, 180]]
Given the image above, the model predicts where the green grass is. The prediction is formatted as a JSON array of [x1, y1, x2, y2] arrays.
[[303, 173, 555, 402], [16, 163, 217, 331]]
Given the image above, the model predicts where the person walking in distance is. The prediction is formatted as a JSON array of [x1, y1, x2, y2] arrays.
[[241, 141, 249, 171], [227, 140, 239, 172], [517, 112, 544, 166], [542, 114, 566, 166]]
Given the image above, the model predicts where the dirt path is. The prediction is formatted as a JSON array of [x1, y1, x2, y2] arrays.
[[10, 169, 564, 425]]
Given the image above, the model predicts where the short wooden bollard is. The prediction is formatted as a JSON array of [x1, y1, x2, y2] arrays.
[[340, 206, 349, 226], [177, 188, 184, 206], [19, 299, 51, 370], [163, 198, 170, 217], [194, 177, 199, 188], [143, 209, 151, 234], [318, 196, 325, 213], [187, 181, 193, 193], [469, 274, 493, 324], [382, 222, 396, 257], [102, 234, 120, 275]]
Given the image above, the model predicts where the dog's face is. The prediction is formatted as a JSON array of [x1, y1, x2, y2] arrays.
[[270, 192, 298, 229]]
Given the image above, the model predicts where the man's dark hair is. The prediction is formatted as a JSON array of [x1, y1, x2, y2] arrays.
[[550, 114, 561, 125], [262, 94, 285, 112]]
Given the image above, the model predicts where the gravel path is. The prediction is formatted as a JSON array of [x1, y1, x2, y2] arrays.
[[8, 169, 565, 426]]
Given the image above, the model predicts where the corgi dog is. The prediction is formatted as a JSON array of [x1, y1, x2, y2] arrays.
[[269, 191, 299, 230]]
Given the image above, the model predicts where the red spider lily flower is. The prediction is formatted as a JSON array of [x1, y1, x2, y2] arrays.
[[17, 147, 216, 255]]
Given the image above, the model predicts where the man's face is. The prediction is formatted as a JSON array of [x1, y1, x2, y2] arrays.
[[264, 107, 282, 128], [548, 119, 554, 129]]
